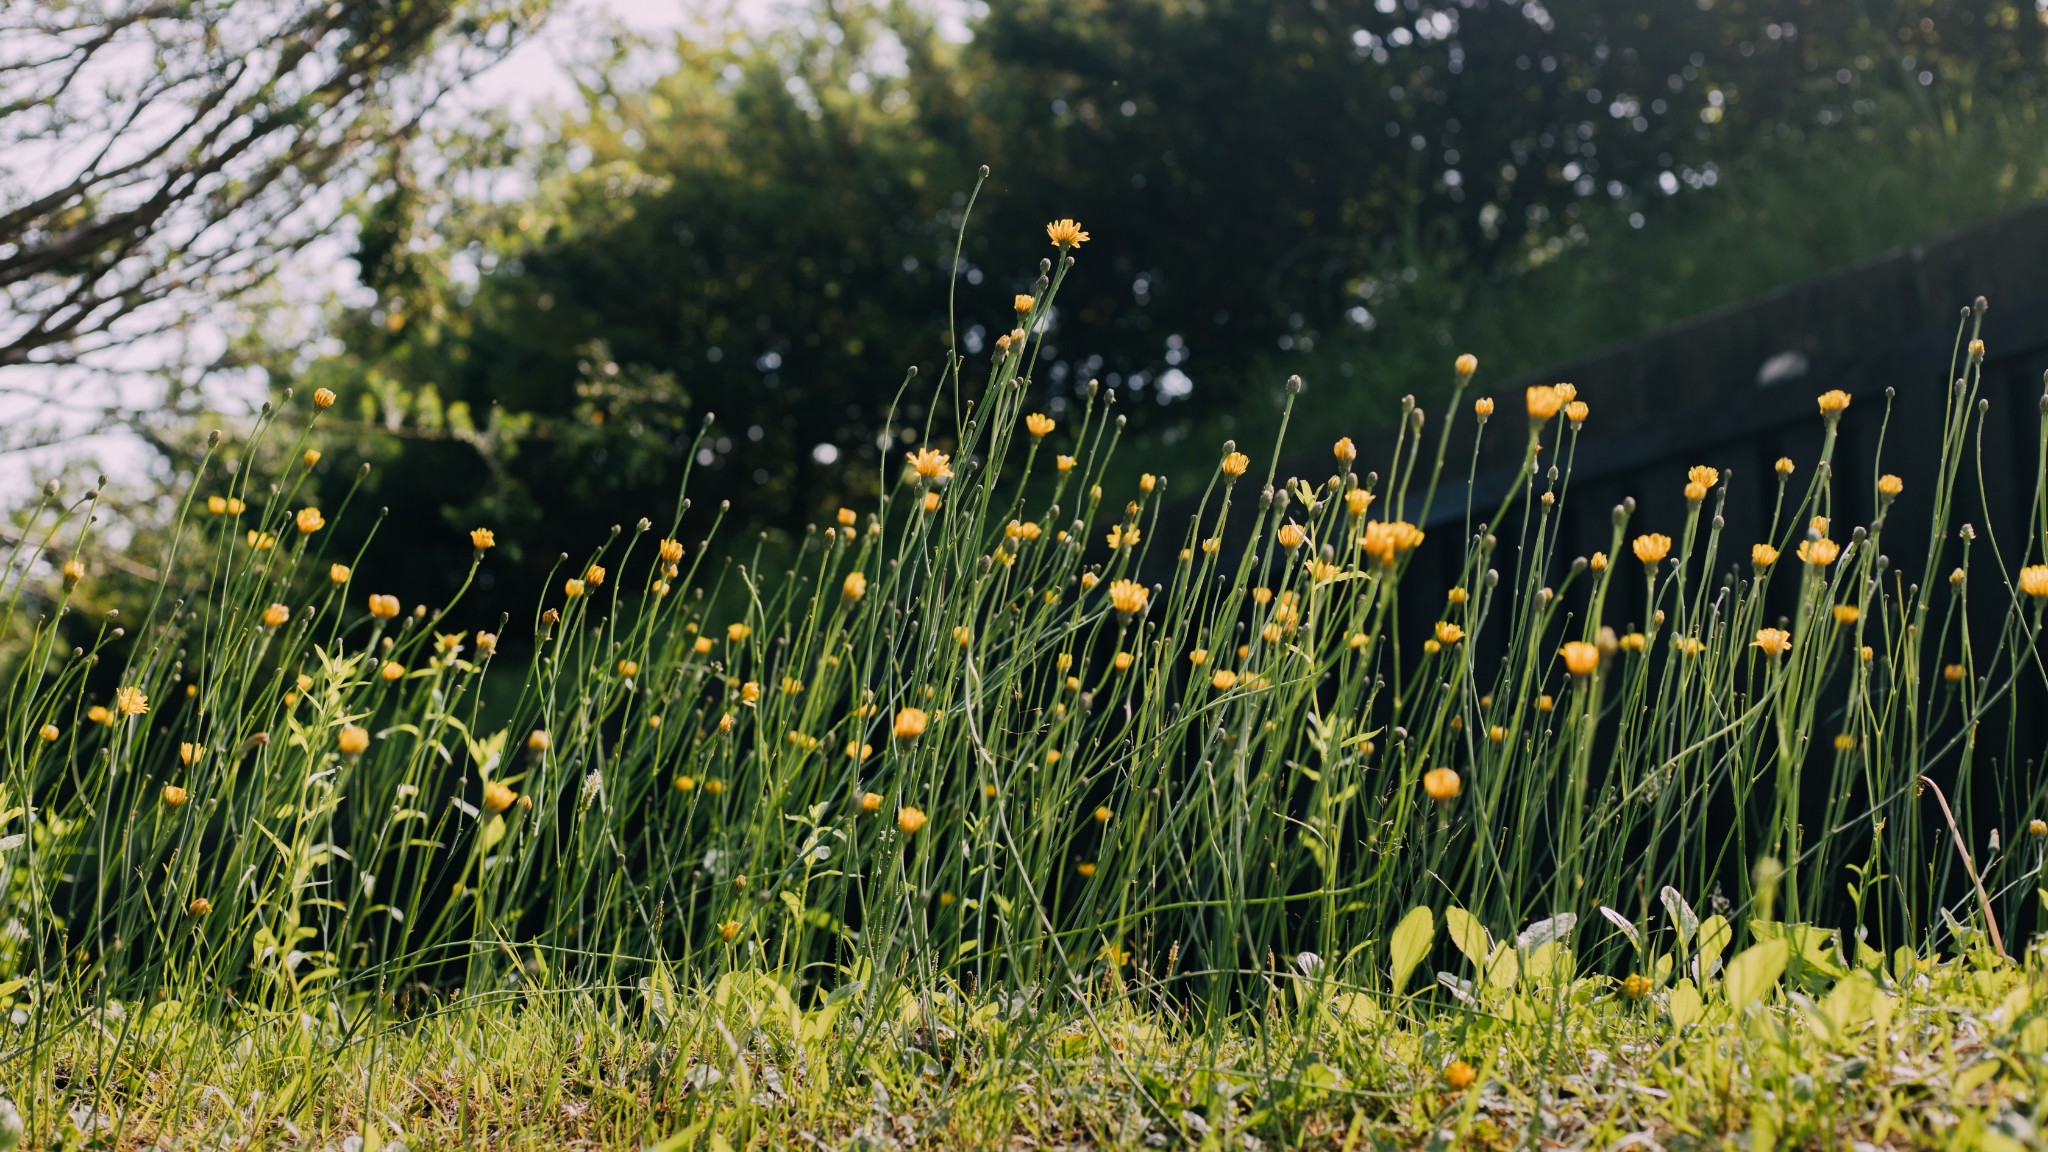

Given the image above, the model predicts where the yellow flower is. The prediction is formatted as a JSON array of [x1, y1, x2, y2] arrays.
[[1832, 604, 1859, 624], [295, 507, 324, 535], [1564, 400, 1589, 425], [2018, 565, 2048, 598], [692, 636, 713, 655], [897, 805, 928, 834], [1525, 385, 1564, 421], [337, 724, 370, 755], [475, 631, 498, 656], [1359, 519, 1425, 567], [207, 495, 226, 515], [162, 784, 188, 808], [179, 742, 204, 766], [188, 897, 213, 917], [368, 594, 400, 618], [1816, 389, 1851, 415], [906, 447, 953, 484], [1684, 482, 1707, 503], [842, 571, 867, 603], [1093, 806, 1112, 824], [1187, 648, 1208, 666], [37, 723, 58, 743], [87, 706, 112, 726], [894, 707, 929, 741], [1106, 525, 1140, 550], [584, 564, 606, 587], [115, 686, 148, 716], [471, 528, 497, 550], [1798, 538, 1839, 567], [562, 578, 586, 599], [1751, 543, 1779, 569], [1333, 437, 1357, 465], [482, 780, 516, 814], [739, 681, 760, 705], [1423, 767, 1461, 802], [1535, 694, 1554, 712], [262, 603, 289, 629], [1621, 973, 1653, 1001], [1045, 218, 1090, 248], [1632, 534, 1672, 566], [1435, 621, 1465, 645], [1833, 733, 1856, 752], [1455, 353, 1478, 377], [1445, 1060, 1477, 1090], [302, 449, 321, 467], [1210, 670, 1238, 691], [380, 660, 404, 682], [1014, 293, 1037, 314], [528, 730, 550, 752], [1688, 465, 1719, 491], [1057, 454, 1077, 473], [1752, 628, 1792, 656], [1587, 551, 1608, 573], [1018, 412, 1056, 440], [247, 530, 276, 550], [1877, 475, 1903, 498], [329, 563, 351, 584], [1560, 641, 1599, 677], [618, 659, 639, 678], [1472, 396, 1495, 419], [725, 622, 752, 643], [1270, 522, 1306, 550], [1075, 862, 1097, 878], [61, 557, 84, 586], [1221, 451, 1250, 479], [1108, 578, 1149, 617], [312, 387, 337, 410]]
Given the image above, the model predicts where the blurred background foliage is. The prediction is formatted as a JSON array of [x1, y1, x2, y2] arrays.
[[228, 0, 2048, 619]]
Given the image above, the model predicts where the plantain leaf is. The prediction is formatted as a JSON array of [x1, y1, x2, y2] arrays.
[[1389, 905, 1434, 994]]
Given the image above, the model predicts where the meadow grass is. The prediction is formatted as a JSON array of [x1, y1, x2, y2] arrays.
[[1, 217, 2046, 1149]]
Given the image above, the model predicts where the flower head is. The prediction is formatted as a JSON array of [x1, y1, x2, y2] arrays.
[[1108, 578, 1149, 617], [1455, 353, 1478, 378], [1221, 451, 1250, 479], [1560, 641, 1599, 677], [906, 447, 953, 485], [2021, 564, 2048, 599], [368, 594, 400, 619], [1025, 413, 1055, 437], [1276, 523, 1307, 550], [483, 780, 516, 813], [1473, 396, 1495, 418], [1333, 437, 1357, 465], [162, 784, 188, 808], [1632, 534, 1672, 566], [1106, 524, 1140, 550], [843, 571, 868, 602], [1798, 538, 1840, 567], [1445, 1060, 1477, 1090], [337, 724, 370, 755], [897, 805, 928, 834], [1013, 293, 1036, 314], [329, 563, 351, 584], [1688, 465, 1719, 491], [38, 723, 58, 743], [1435, 621, 1464, 645], [1525, 385, 1564, 421], [61, 557, 84, 586], [1817, 389, 1851, 416], [1423, 767, 1462, 802], [1752, 543, 1779, 569], [295, 507, 325, 535], [1359, 519, 1425, 567], [1564, 400, 1589, 425], [472, 528, 496, 550], [1877, 474, 1903, 498], [116, 686, 148, 716], [262, 603, 289, 629], [1345, 489, 1374, 518], [563, 578, 585, 599], [894, 707, 929, 741], [1753, 628, 1792, 656], [1045, 218, 1089, 248]]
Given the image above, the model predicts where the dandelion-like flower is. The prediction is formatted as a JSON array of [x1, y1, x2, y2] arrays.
[[1817, 389, 1851, 416], [1560, 641, 1598, 677], [1564, 400, 1589, 426], [162, 784, 188, 808], [1435, 621, 1464, 645], [1333, 437, 1357, 465], [1752, 543, 1779, 569], [897, 806, 928, 834], [1753, 628, 1792, 656], [563, 578, 586, 599], [368, 594, 400, 618], [1276, 523, 1307, 550], [380, 660, 404, 683], [38, 723, 58, 742], [483, 780, 516, 814], [1108, 578, 1149, 617], [842, 571, 867, 602], [1473, 397, 1495, 418], [472, 528, 497, 550], [1106, 524, 1140, 550], [1423, 767, 1461, 802], [1024, 413, 1055, 438], [1526, 385, 1564, 421], [894, 707, 929, 741], [2018, 565, 2048, 598], [1210, 670, 1238, 691], [1345, 489, 1374, 518], [1688, 465, 1719, 490], [906, 447, 953, 485], [337, 724, 370, 755], [1798, 538, 1839, 567], [1455, 353, 1478, 378], [1877, 475, 1903, 498], [1221, 451, 1250, 479], [115, 686, 148, 716], [1359, 519, 1424, 567], [295, 507, 325, 535], [1632, 534, 1671, 566], [1832, 604, 1859, 624], [1045, 218, 1090, 248]]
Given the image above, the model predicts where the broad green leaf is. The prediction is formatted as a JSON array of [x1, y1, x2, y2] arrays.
[[1483, 941, 1520, 989], [1668, 978, 1703, 1028], [1820, 971, 1883, 1034], [1389, 905, 1434, 994], [1327, 992, 1379, 1025], [1723, 938, 1789, 1010], [1444, 907, 1490, 970], [1517, 913, 1577, 952], [1660, 886, 1699, 953], [1697, 915, 1732, 980]]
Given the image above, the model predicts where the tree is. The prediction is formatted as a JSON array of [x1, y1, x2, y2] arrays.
[[0, 0, 547, 380]]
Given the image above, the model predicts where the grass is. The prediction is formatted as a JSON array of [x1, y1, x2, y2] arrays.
[[2, 210, 2047, 1148]]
